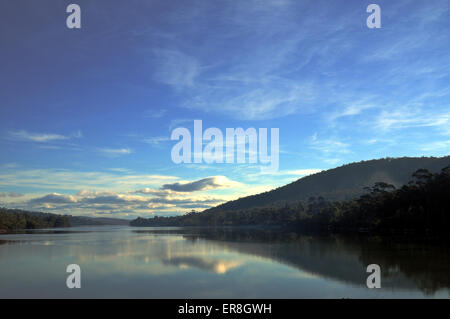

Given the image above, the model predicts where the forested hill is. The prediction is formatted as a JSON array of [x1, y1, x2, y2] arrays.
[[0, 208, 129, 232], [0, 208, 70, 232], [206, 156, 450, 213]]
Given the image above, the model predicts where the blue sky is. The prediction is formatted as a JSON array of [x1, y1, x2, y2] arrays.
[[0, 0, 449, 218]]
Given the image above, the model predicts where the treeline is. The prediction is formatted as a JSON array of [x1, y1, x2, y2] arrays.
[[0, 208, 70, 232], [298, 166, 450, 234], [131, 165, 450, 235]]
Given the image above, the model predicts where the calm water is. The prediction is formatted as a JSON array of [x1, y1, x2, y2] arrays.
[[0, 226, 449, 298]]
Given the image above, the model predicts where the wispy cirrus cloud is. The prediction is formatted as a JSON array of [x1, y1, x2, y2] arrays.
[[147, 1, 354, 121], [375, 108, 450, 132], [141, 136, 170, 147], [327, 98, 379, 123], [421, 140, 450, 153], [153, 49, 200, 88], [143, 108, 167, 118], [99, 148, 133, 156], [309, 134, 350, 155], [6, 130, 82, 143], [187, 79, 316, 120]]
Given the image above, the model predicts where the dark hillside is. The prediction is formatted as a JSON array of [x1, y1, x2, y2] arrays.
[[207, 156, 450, 212]]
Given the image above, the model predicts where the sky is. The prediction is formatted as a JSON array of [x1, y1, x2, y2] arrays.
[[0, 0, 449, 218]]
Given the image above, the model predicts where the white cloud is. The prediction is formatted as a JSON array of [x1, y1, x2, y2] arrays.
[[0, 165, 276, 218], [309, 134, 350, 155], [19, 189, 227, 218], [133, 188, 172, 197], [7, 130, 71, 143], [153, 49, 200, 88], [375, 109, 450, 132], [141, 136, 170, 146], [99, 148, 133, 156], [421, 140, 450, 152], [0, 167, 247, 217], [328, 100, 378, 122], [29, 193, 77, 204]]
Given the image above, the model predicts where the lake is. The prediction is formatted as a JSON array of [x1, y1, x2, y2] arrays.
[[0, 226, 449, 298]]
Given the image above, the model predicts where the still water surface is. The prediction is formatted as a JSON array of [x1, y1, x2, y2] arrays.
[[1, 226, 449, 298]]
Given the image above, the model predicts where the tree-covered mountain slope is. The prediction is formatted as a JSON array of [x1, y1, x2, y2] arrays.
[[206, 156, 450, 212]]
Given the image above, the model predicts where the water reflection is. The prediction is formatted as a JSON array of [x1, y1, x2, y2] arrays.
[[171, 228, 450, 295], [0, 226, 449, 298], [162, 256, 242, 274]]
